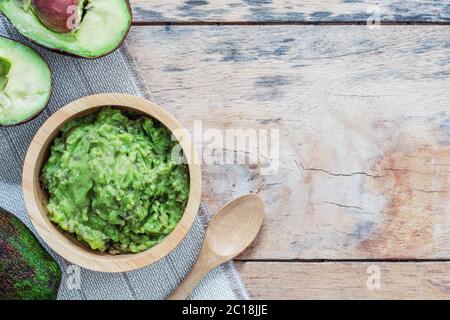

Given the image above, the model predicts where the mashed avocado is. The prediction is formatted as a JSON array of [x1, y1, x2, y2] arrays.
[[41, 108, 189, 254]]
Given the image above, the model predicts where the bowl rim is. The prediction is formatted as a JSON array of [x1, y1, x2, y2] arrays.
[[22, 93, 201, 272]]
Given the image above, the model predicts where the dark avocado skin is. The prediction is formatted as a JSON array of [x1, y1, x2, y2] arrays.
[[0, 207, 61, 300]]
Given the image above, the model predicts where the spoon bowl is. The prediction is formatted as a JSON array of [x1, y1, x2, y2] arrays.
[[168, 194, 265, 300], [206, 194, 265, 259]]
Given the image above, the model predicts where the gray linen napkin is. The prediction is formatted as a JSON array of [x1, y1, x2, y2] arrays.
[[0, 16, 249, 300]]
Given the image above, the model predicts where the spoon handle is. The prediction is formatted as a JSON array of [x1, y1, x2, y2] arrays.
[[167, 259, 211, 300]]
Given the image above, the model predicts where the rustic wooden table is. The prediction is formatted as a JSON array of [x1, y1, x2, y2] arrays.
[[127, 1, 450, 299]]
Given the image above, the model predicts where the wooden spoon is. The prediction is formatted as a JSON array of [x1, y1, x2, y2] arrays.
[[168, 194, 265, 300]]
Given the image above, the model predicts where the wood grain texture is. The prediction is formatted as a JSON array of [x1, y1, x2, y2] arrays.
[[130, 0, 450, 23], [236, 261, 450, 299], [127, 25, 450, 260]]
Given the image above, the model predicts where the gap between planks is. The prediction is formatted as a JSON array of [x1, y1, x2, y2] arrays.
[[131, 21, 450, 26], [235, 259, 450, 263]]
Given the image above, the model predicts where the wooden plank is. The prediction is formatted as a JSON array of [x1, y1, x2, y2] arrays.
[[130, 0, 450, 23], [126, 25, 450, 259], [236, 261, 450, 299]]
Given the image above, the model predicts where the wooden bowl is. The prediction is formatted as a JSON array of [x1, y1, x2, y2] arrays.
[[23, 93, 201, 272]]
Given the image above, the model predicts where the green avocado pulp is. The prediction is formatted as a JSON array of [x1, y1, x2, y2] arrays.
[[41, 108, 190, 254]]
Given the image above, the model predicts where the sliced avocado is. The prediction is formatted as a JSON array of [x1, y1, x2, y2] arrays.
[[0, 207, 62, 300], [0, 36, 51, 126], [0, 57, 11, 90], [0, 0, 132, 58]]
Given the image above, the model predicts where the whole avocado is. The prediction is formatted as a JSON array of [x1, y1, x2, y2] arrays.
[[0, 207, 61, 300]]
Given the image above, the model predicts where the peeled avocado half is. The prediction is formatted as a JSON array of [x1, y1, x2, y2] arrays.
[[0, 0, 132, 59], [0, 36, 51, 126]]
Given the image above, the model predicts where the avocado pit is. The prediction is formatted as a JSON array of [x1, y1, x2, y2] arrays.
[[31, 0, 86, 33]]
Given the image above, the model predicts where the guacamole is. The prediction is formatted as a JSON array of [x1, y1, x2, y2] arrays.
[[41, 108, 189, 254]]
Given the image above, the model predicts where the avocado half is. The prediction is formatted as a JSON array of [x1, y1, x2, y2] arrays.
[[0, 207, 62, 300], [0, 0, 132, 59], [0, 36, 51, 126]]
